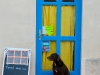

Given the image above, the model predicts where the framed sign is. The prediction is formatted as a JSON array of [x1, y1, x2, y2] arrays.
[[2, 48, 31, 75]]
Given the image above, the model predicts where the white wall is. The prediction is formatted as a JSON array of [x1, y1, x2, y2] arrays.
[[0, 0, 36, 75], [0, 0, 100, 75], [81, 0, 100, 75]]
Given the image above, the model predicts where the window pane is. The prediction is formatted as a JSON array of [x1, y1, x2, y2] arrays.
[[42, 6, 56, 36], [42, 41, 56, 70], [61, 6, 76, 36], [62, 0, 74, 2], [7, 50, 14, 56], [22, 51, 28, 57], [15, 51, 21, 56], [7, 57, 14, 63], [21, 58, 28, 64], [44, 0, 56, 2], [60, 41, 74, 71], [14, 57, 20, 64]]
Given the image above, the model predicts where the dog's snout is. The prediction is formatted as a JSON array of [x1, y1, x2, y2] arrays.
[[47, 57, 49, 59], [47, 56, 52, 61]]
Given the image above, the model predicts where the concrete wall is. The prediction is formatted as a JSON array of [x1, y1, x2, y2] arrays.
[[0, 0, 36, 75], [81, 0, 100, 75]]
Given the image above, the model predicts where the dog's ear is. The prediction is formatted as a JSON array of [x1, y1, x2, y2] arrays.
[[57, 57, 60, 61]]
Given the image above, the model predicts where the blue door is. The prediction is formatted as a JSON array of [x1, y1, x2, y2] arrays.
[[36, 0, 82, 75]]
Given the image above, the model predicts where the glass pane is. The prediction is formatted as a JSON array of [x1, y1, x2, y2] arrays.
[[15, 51, 21, 56], [22, 51, 28, 57], [42, 41, 56, 70], [7, 50, 14, 56], [61, 6, 76, 36], [7, 57, 14, 63], [14, 57, 20, 63], [62, 0, 74, 2], [44, 0, 56, 2], [21, 58, 27, 64], [60, 41, 74, 71], [42, 6, 56, 36]]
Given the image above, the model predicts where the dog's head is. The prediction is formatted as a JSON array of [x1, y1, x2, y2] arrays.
[[47, 53, 60, 61]]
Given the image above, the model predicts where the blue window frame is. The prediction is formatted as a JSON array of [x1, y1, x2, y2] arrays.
[[36, 0, 82, 75]]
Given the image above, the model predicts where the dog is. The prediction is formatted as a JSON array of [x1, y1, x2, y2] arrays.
[[47, 53, 70, 75]]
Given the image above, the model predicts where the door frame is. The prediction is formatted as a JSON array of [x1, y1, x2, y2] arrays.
[[36, 0, 82, 75]]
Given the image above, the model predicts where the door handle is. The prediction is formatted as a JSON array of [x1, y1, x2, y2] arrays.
[[38, 30, 41, 40]]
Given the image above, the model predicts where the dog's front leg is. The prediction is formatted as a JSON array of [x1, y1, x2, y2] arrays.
[[53, 70, 56, 75], [61, 73, 64, 75]]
